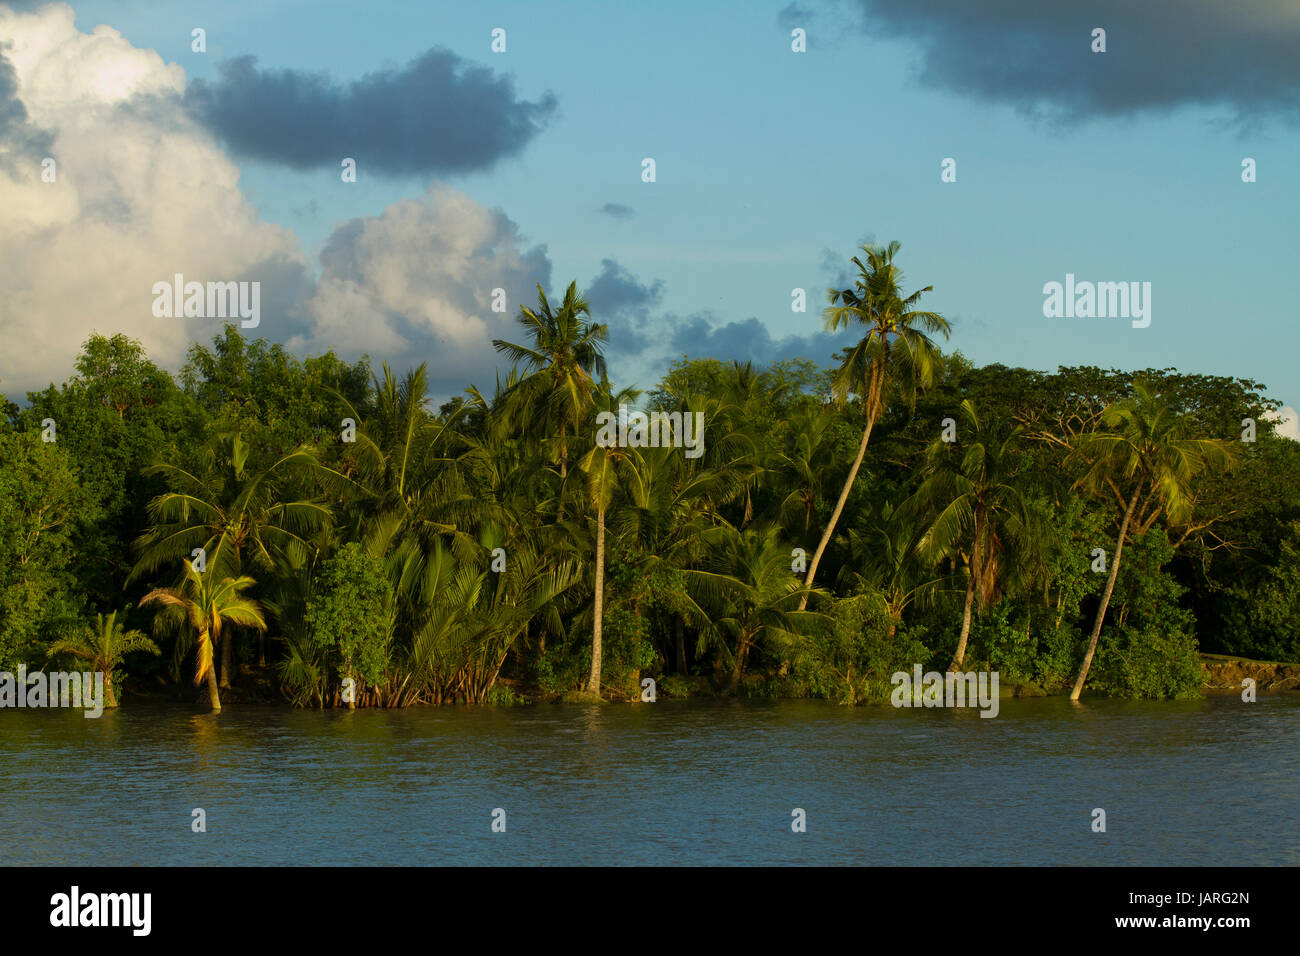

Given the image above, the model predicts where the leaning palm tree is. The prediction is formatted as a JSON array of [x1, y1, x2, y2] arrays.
[[46, 610, 160, 708], [909, 399, 1044, 672], [799, 241, 950, 609], [1068, 381, 1237, 700], [492, 282, 609, 489], [138, 562, 267, 713]]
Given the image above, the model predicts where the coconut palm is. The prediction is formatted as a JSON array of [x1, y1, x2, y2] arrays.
[[840, 502, 946, 639], [130, 430, 347, 677], [573, 388, 643, 695], [799, 241, 950, 609], [1068, 381, 1237, 700], [684, 523, 825, 688], [46, 610, 160, 707], [492, 281, 609, 490], [910, 399, 1044, 671], [138, 562, 267, 713]]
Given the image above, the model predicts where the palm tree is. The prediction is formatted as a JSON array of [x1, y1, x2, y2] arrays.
[[799, 241, 950, 610], [46, 610, 160, 707], [840, 502, 945, 639], [684, 524, 825, 688], [910, 399, 1043, 672], [492, 282, 609, 490], [138, 562, 267, 713], [573, 388, 641, 696], [130, 430, 346, 679], [1068, 381, 1237, 700]]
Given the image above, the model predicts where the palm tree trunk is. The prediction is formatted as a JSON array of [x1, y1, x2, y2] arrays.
[[103, 672, 118, 708], [730, 636, 750, 689], [206, 666, 222, 713], [948, 527, 982, 672], [586, 501, 606, 695], [798, 413, 876, 610], [258, 632, 265, 669], [219, 632, 232, 688], [1069, 488, 1141, 701]]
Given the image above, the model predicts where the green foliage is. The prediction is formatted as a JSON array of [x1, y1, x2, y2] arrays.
[[305, 543, 393, 689], [0, 429, 92, 671], [1090, 532, 1204, 699], [8, 271, 1286, 708]]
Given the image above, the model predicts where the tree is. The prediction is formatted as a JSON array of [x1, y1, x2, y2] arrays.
[[911, 399, 1044, 671], [305, 542, 394, 708], [0, 429, 91, 671], [138, 562, 266, 713], [130, 430, 346, 678], [1068, 381, 1237, 700], [800, 241, 950, 609], [574, 389, 640, 696], [684, 524, 824, 688], [46, 610, 160, 707], [492, 282, 609, 491]]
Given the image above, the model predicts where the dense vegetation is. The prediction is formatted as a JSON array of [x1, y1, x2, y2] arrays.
[[3, 243, 1297, 710]]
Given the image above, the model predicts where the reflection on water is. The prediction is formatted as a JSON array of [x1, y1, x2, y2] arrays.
[[1, 695, 1296, 865]]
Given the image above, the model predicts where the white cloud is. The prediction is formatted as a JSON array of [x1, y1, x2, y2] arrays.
[[1263, 405, 1300, 441], [296, 184, 551, 398], [0, 2, 307, 395], [0, 4, 552, 403]]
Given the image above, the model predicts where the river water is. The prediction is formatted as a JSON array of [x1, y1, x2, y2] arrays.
[[1, 695, 1296, 865]]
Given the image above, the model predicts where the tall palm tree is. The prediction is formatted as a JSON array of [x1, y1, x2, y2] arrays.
[[138, 562, 267, 713], [910, 399, 1043, 672], [573, 388, 640, 696], [493, 282, 609, 490], [1068, 381, 1237, 700], [46, 610, 160, 708], [799, 241, 950, 610]]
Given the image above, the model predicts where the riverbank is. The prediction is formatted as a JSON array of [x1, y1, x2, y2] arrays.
[[115, 652, 1300, 709]]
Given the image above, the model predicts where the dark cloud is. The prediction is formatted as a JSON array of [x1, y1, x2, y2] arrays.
[[0, 49, 52, 168], [819, 233, 876, 292], [669, 313, 858, 367], [585, 258, 664, 355], [848, 0, 1300, 123], [597, 202, 634, 221], [186, 48, 557, 175], [777, 3, 814, 32]]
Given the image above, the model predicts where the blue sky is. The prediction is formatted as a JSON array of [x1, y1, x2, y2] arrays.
[[3, 0, 1297, 417]]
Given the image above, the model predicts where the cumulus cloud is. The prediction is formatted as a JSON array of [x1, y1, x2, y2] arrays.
[[584, 258, 858, 385], [186, 49, 557, 176], [294, 184, 552, 398], [847, 0, 1300, 124], [669, 313, 858, 367], [0, 5, 560, 404], [584, 258, 663, 355], [0, 2, 308, 395], [1263, 405, 1300, 441]]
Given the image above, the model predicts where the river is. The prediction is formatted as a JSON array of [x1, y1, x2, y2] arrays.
[[1, 695, 1296, 865]]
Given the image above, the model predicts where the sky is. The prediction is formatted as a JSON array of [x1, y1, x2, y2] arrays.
[[2, 0, 1298, 433]]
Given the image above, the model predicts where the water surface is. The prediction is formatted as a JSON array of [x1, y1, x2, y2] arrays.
[[1, 695, 1295, 865]]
